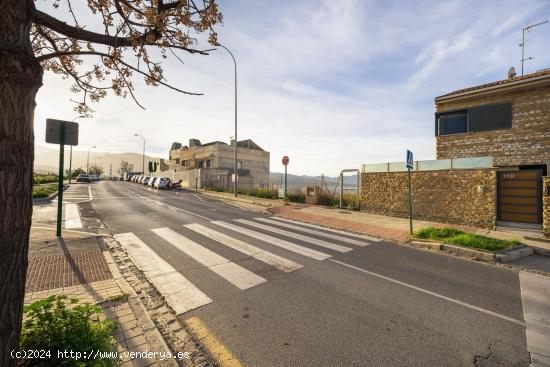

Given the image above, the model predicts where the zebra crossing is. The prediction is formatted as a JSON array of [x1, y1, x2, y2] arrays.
[[115, 217, 379, 315], [60, 184, 93, 203]]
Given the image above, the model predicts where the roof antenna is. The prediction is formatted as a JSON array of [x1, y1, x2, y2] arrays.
[[519, 20, 548, 76]]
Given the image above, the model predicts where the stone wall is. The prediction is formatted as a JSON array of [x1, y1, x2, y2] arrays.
[[436, 85, 550, 167], [361, 169, 497, 229], [544, 177, 550, 238]]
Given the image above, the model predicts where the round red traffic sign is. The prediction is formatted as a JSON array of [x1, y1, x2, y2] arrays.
[[282, 156, 289, 166]]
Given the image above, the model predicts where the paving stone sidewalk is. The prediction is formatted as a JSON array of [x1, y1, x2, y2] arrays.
[[268, 204, 550, 249], [26, 224, 177, 366]]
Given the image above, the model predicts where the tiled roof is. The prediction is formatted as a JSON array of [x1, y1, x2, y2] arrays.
[[436, 69, 550, 100]]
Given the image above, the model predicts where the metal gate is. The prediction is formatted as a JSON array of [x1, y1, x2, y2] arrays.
[[497, 170, 542, 224]]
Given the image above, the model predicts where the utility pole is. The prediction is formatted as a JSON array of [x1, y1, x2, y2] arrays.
[[520, 20, 548, 75], [87, 145, 96, 173], [134, 133, 145, 174], [68, 115, 85, 183]]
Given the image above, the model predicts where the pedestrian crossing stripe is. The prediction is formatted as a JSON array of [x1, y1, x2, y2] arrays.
[[235, 219, 352, 253], [184, 223, 303, 273], [114, 232, 212, 315], [152, 227, 267, 290], [271, 216, 382, 242], [211, 220, 331, 261], [254, 217, 370, 247]]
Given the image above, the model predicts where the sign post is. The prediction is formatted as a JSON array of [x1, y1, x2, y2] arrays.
[[46, 119, 79, 237], [406, 149, 414, 235], [282, 156, 289, 203]]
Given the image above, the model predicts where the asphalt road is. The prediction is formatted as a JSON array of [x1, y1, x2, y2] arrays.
[[87, 181, 531, 366]]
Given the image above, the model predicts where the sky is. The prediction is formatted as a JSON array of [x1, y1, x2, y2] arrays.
[[34, 0, 550, 176]]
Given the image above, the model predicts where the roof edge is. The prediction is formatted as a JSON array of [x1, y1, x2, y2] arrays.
[[435, 71, 550, 103]]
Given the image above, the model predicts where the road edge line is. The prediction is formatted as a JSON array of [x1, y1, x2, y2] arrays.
[[183, 316, 244, 367]]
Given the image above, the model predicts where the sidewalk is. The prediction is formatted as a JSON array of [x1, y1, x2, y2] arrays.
[[27, 207, 177, 366], [268, 204, 550, 253]]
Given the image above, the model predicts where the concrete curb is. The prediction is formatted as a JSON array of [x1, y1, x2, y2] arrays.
[[409, 240, 533, 263], [32, 184, 69, 205]]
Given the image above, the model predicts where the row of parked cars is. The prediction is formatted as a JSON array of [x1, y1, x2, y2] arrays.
[[129, 175, 172, 189]]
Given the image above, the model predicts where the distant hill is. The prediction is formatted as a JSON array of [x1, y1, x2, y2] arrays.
[[34, 145, 161, 176]]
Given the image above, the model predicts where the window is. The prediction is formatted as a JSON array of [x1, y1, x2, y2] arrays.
[[437, 111, 467, 135], [436, 102, 512, 136], [182, 160, 188, 167], [468, 103, 512, 132], [206, 160, 211, 168], [175, 158, 180, 164]]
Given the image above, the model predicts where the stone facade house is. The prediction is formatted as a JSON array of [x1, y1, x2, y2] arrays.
[[165, 138, 270, 190], [362, 69, 550, 235], [435, 69, 549, 228]]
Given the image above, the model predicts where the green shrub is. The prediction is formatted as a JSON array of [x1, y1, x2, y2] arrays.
[[20, 295, 118, 366], [34, 174, 59, 185], [287, 188, 305, 203], [32, 184, 58, 198], [413, 227, 520, 252], [255, 188, 279, 199], [317, 191, 359, 209]]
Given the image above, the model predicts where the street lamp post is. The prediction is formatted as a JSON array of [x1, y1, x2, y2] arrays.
[[69, 115, 85, 183], [134, 133, 145, 174], [216, 43, 238, 197], [87, 145, 96, 173]]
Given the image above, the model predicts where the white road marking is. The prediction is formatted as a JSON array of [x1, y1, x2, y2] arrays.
[[88, 185, 93, 200], [185, 223, 302, 273], [254, 217, 370, 247], [211, 221, 331, 261], [114, 232, 212, 314], [193, 194, 205, 202], [64, 203, 83, 229], [236, 219, 352, 253], [331, 259, 525, 327], [272, 217, 382, 242], [519, 271, 550, 366], [152, 227, 266, 290], [118, 185, 213, 221]]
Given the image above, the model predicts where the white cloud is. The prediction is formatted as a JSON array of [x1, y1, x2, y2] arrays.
[[34, 0, 550, 176]]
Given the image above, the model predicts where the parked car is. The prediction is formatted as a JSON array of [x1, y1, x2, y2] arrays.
[[155, 177, 171, 189], [76, 174, 92, 183], [143, 176, 151, 185], [133, 175, 139, 183], [149, 177, 158, 187], [90, 174, 98, 181]]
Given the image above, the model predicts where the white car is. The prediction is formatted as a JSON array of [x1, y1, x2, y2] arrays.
[[154, 177, 171, 189], [149, 177, 158, 187]]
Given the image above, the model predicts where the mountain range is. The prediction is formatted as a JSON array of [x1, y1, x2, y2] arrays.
[[34, 145, 358, 188], [34, 145, 160, 175]]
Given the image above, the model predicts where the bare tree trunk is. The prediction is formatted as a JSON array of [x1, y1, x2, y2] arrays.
[[0, 0, 43, 365]]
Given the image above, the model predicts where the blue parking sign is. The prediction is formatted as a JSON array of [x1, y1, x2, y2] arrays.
[[406, 150, 413, 170]]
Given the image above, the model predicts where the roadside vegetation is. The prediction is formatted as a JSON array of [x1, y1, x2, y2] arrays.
[[33, 173, 58, 185], [32, 184, 58, 198], [413, 227, 520, 252], [206, 186, 361, 207], [318, 191, 359, 210], [20, 295, 118, 366]]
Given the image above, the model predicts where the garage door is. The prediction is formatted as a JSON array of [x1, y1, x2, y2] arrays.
[[497, 170, 542, 224]]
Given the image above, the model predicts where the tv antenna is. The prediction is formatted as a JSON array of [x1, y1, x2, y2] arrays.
[[519, 20, 548, 76]]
